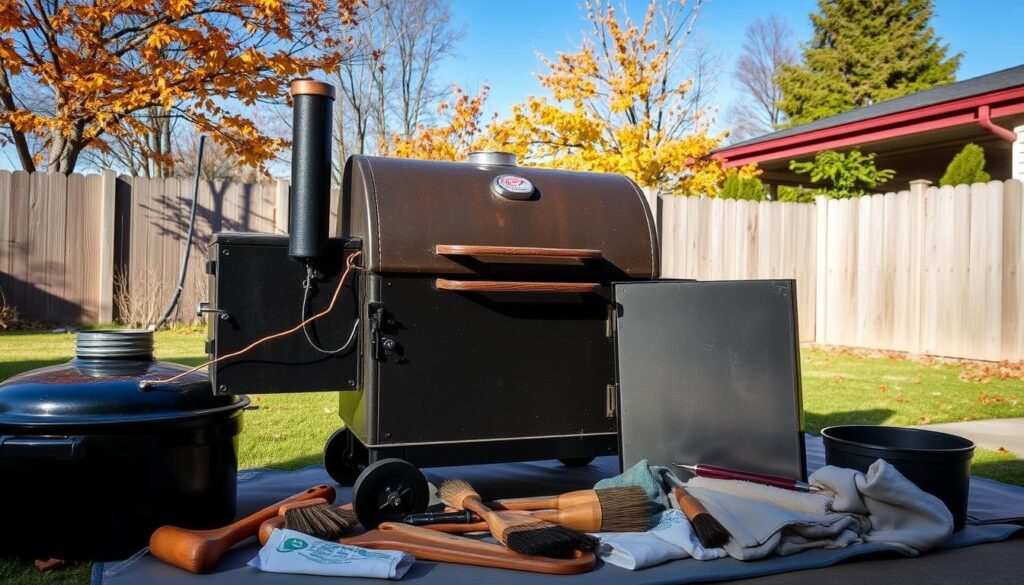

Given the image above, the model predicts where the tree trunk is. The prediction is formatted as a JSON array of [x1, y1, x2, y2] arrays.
[[47, 119, 87, 175]]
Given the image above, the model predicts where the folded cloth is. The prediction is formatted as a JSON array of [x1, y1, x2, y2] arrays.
[[595, 459, 670, 511], [812, 459, 954, 554], [595, 509, 728, 570], [249, 528, 414, 579], [689, 459, 954, 561], [687, 476, 831, 516]]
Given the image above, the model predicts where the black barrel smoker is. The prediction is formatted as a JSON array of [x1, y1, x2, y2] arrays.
[[202, 80, 805, 527]]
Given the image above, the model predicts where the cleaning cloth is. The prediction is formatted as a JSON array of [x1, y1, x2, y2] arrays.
[[690, 459, 953, 561], [595, 509, 728, 570], [594, 459, 670, 511], [249, 528, 414, 579]]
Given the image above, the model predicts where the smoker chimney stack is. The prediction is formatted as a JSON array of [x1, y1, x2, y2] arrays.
[[288, 79, 336, 261]]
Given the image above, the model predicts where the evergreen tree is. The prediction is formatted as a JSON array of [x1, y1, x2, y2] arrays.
[[777, 0, 960, 125], [940, 144, 990, 186]]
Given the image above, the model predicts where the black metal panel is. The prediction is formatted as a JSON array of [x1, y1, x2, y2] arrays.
[[364, 434, 618, 469], [209, 233, 361, 394], [613, 279, 806, 481], [367, 275, 617, 445]]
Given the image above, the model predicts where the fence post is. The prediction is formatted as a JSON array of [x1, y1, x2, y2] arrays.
[[274, 179, 290, 234], [97, 169, 117, 324], [908, 179, 932, 354], [814, 195, 828, 344]]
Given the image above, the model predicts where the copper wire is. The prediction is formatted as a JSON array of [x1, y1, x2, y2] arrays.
[[139, 251, 363, 388]]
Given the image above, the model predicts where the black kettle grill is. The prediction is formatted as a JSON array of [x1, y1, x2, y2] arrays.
[[201, 80, 805, 528]]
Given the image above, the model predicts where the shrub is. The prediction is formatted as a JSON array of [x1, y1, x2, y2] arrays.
[[0, 287, 20, 330], [719, 169, 768, 201], [789, 149, 895, 198], [940, 143, 990, 186]]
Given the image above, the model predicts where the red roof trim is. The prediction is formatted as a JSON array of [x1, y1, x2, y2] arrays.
[[716, 86, 1024, 168]]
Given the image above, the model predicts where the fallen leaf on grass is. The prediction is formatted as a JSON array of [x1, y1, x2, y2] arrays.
[[917, 415, 931, 424], [878, 384, 889, 393], [895, 393, 909, 403], [832, 374, 845, 384], [978, 393, 1005, 406], [997, 447, 1009, 454], [323, 407, 334, 415], [911, 374, 923, 384]]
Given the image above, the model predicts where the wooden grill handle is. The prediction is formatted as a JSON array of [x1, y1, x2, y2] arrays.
[[435, 279, 601, 294], [435, 244, 602, 260]]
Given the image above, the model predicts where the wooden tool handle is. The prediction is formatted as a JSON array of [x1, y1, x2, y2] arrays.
[[489, 489, 596, 511], [435, 244, 602, 261], [150, 485, 335, 574], [343, 523, 596, 575], [427, 502, 602, 533], [435, 279, 601, 294], [672, 486, 710, 521]]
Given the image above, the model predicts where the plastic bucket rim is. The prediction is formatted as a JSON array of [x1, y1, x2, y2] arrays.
[[820, 424, 975, 457]]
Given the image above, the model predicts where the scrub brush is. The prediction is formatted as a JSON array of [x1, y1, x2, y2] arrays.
[[437, 478, 598, 559]]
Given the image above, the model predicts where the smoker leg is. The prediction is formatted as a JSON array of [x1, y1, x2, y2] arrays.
[[323, 427, 366, 486], [558, 457, 596, 467], [351, 458, 430, 529]]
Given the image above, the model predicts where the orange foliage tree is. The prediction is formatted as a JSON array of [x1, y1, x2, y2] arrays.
[[0, 0, 359, 175]]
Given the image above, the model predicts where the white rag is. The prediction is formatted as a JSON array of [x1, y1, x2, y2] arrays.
[[249, 528, 414, 579], [595, 509, 727, 569]]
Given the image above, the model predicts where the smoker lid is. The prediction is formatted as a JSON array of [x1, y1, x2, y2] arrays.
[[340, 155, 659, 278], [0, 330, 247, 427]]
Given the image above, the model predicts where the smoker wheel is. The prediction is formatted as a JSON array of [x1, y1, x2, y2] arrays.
[[558, 457, 596, 467], [323, 427, 363, 486], [351, 458, 430, 529]]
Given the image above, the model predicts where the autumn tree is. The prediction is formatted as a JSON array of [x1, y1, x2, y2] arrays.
[[724, 14, 796, 142], [333, 0, 462, 179], [777, 0, 960, 125], [386, 85, 487, 161], [0, 1, 359, 175], [474, 0, 725, 195]]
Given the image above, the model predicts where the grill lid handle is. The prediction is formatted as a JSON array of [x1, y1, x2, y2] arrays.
[[435, 244, 602, 261], [435, 279, 601, 294]]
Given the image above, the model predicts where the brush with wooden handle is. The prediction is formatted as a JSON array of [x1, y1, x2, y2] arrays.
[[488, 486, 646, 511], [659, 470, 730, 548], [420, 498, 650, 533], [150, 485, 335, 574], [437, 479, 598, 559]]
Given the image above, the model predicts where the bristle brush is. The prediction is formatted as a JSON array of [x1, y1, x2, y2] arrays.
[[436, 478, 598, 559]]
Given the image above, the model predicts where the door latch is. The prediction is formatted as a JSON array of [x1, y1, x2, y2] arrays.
[[368, 302, 399, 361]]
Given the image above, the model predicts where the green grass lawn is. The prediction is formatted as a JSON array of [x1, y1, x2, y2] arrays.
[[1, 329, 1022, 584]]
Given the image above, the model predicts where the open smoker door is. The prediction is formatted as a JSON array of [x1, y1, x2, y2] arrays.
[[613, 280, 806, 481]]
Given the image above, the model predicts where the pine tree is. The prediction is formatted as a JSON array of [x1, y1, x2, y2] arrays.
[[777, 0, 960, 125], [939, 144, 990, 186]]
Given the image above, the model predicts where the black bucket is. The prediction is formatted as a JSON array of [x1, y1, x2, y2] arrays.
[[821, 425, 974, 531]]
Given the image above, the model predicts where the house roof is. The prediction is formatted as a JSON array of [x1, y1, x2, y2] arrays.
[[722, 64, 1024, 152], [712, 64, 1024, 188]]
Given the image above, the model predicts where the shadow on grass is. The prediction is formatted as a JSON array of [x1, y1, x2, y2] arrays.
[[804, 408, 896, 435]]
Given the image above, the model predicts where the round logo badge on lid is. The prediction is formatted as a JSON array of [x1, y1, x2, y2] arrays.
[[492, 174, 535, 200]]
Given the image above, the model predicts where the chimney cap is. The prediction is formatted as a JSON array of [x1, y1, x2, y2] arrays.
[[290, 79, 336, 100]]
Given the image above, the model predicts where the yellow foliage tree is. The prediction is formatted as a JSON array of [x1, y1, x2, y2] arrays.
[[0, 0, 359, 174], [483, 0, 727, 195], [385, 85, 488, 161]]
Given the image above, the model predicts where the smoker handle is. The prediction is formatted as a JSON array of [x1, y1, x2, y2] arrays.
[[435, 279, 601, 293], [434, 244, 602, 261]]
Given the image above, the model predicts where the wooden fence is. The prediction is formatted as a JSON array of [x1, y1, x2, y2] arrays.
[[658, 179, 1024, 361], [2, 170, 1022, 361], [0, 170, 340, 325]]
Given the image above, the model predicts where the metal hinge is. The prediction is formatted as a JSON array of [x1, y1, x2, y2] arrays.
[[606, 383, 618, 418], [205, 259, 217, 275], [605, 304, 617, 338]]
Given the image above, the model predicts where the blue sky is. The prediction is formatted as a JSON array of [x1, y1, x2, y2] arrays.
[[436, 0, 1024, 129], [2, 1, 1022, 171]]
